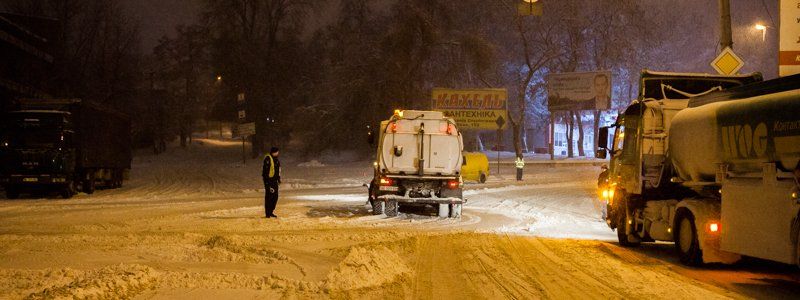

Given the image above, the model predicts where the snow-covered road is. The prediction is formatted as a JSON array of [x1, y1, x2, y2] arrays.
[[0, 139, 798, 299]]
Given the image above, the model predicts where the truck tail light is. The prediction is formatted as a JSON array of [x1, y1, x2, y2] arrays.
[[446, 180, 460, 189], [445, 124, 455, 135], [708, 222, 720, 233], [379, 177, 394, 186], [390, 123, 398, 133]]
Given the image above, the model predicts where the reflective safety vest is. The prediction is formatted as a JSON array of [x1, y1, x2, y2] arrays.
[[515, 157, 525, 169], [267, 155, 276, 178]]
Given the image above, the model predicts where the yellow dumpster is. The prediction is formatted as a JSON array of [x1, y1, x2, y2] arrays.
[[461, 152, 489, 183]]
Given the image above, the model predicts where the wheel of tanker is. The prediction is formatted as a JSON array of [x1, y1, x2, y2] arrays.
[[796, 226, 800, 269], [479, 172, 487, 183], [449, 203, 462, 218], [370, 199, 383, 215], [384, 200, 398, 217], [675, 210, 703, 266], [616, 201, 640, 247]]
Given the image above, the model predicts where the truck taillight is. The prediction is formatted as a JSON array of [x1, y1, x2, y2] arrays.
[[391, 123, 398, 133], [708, 222, 720, 233], [379, 177, 394, 186], [446, 124, 455, 135], [446, 180, 460, 189]]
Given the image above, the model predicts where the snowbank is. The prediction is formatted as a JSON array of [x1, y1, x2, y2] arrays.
[[325, 246, 410, 291], [297, 160, 327, 168]]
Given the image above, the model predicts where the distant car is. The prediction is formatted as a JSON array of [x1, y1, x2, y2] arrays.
[[461, 152, 489, 183]]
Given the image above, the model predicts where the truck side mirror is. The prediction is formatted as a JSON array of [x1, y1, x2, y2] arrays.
[[598, 127, 609, 149], [595, 149, 608, 159]]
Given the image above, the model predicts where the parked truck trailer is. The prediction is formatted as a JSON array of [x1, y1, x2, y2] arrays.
[[597, 71, 800, 266], [0, 99, 132, 198]]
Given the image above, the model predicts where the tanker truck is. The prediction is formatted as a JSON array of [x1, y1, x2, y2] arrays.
[[367, 110, 464, 218], [597, 70, 800, 266]]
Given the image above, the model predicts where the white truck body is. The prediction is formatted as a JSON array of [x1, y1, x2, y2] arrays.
[[378, 110, 463, 176], [369, 110, 465, 218]]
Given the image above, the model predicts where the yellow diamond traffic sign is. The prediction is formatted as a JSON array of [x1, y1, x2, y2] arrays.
[[711, 47, 744, 75]]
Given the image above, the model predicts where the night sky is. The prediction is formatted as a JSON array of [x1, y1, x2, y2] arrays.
[[121, 0, 343, 53], [120, 0, 203, 52]]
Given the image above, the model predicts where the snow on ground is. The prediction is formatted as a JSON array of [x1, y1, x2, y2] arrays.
[[297, 160, 327, 168], [1, 138, 798, 299]]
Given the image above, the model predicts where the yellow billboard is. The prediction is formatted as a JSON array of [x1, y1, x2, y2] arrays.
[[432, 88, 509, 130]]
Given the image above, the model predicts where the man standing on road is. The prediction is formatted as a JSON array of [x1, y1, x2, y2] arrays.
[[262, 147, 281, 218]]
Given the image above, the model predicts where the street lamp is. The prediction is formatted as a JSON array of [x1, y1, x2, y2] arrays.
[[518, 0, 541, 16], [754, 23, 767, 42]]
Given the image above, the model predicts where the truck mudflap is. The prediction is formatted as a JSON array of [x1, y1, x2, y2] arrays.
[[376, 195, 464, 218], [376, 195, 465, 205]]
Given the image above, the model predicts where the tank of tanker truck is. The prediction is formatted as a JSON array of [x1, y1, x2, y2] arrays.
[[669, 76, 800, 184]]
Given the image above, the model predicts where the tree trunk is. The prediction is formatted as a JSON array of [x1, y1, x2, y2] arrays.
[[566, 111, 575, 158], [522, 126, 529, 153], [476, 132, 484, 151], [577, 111, 585, 157], [512, 121, 523, 159], [549, 113, 555, 160], [593, 110, 601, 155]]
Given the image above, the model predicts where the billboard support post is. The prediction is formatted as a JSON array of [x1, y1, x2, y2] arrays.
[[497, 127, 501, 175], [549, 113, 555, 160]]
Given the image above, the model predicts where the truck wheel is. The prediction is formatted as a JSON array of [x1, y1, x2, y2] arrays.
[[60, 181, 76, 199], [370, 200, 383, 215], [479, 172, 487, 183], [796, 227, 800, 269], [109, 170, 119, 188], [385, 200, 398, 217], [675, 210, 703, 266], [449, 204, 462, 218], [5, 186, 19, 199], [616, 202, 640, 247], [84, 174, 96, 194]]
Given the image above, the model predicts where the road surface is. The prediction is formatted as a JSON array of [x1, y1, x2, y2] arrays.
[[0, 139, 798, 299]]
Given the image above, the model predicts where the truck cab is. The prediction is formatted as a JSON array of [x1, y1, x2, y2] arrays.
[[1, 111, 76, 198], [368, 110, 465, 218], [598, 70, 763, 200], [1, 99, 131, 199]]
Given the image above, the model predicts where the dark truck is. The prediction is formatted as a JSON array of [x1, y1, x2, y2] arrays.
[[0, 99, 131, 198]]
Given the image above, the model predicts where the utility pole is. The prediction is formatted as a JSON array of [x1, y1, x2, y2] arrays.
[[719, 0, 733, 49]]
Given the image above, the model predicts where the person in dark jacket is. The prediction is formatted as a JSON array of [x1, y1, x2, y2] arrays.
[[262, 147, 281, 218]]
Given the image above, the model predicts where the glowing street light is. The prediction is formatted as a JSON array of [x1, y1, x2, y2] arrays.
[[518, 0, 542, 16], [754, 23, 767, 42]]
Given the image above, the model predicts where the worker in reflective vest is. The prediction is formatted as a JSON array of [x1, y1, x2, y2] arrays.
[[262, 147, 282, 218], [515, 157, 524, 181]]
